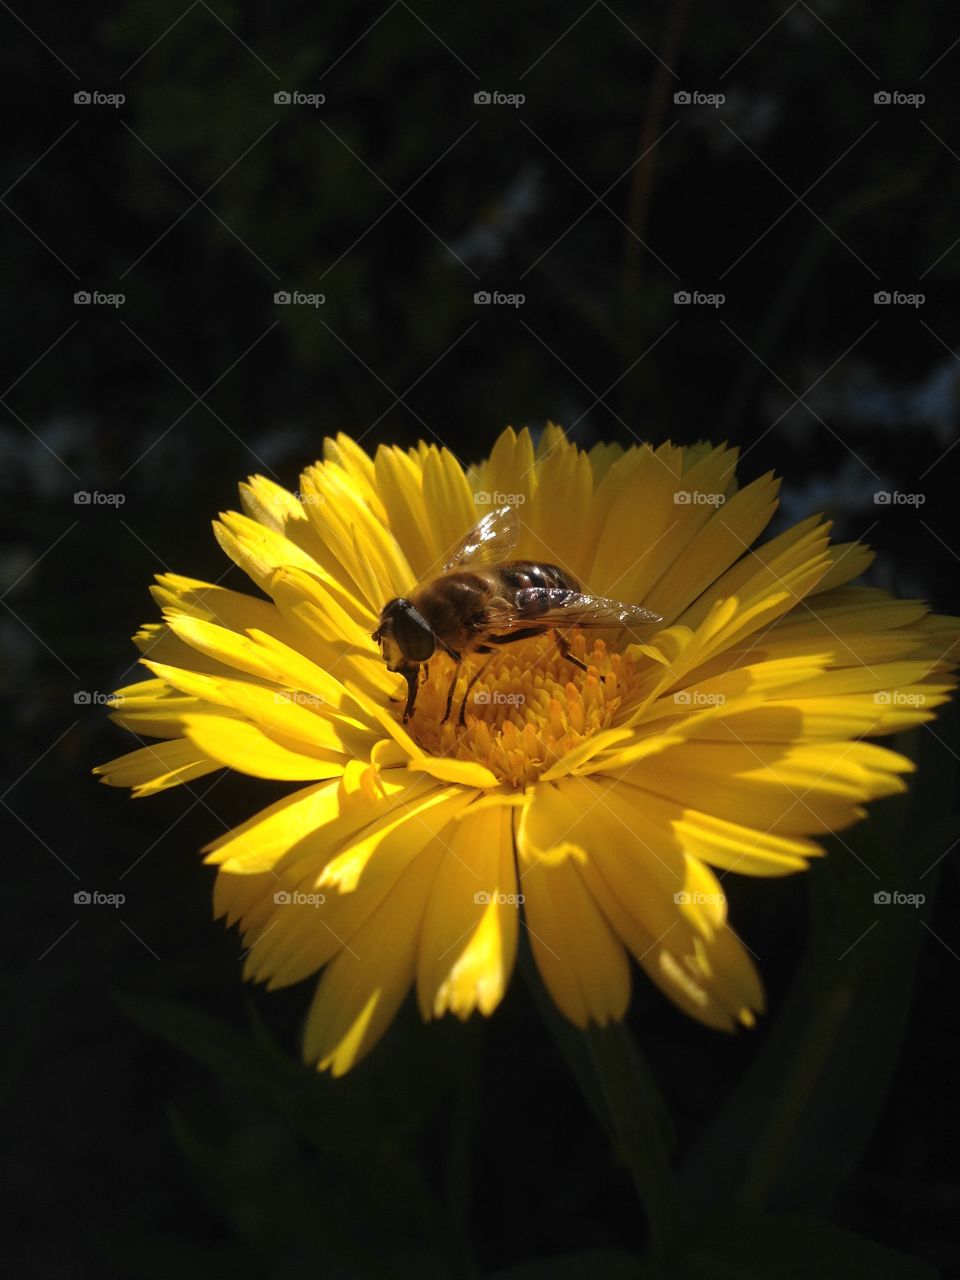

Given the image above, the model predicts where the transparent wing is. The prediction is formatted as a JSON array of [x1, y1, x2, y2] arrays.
[[483, 589, 662, 634], [441, 506, 520, 575]]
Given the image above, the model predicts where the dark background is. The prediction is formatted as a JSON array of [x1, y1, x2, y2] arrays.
[[3, 2, 960, 1277]]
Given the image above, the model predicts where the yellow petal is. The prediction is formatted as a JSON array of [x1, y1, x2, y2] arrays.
[[246, 780, 464, 988], [417, 803, 518, 1018], [422, 445, 482, 563], [106, 677, 235, 738], [298, 463, 414, 609], [607, 739, 913, 835], [406, 756, 500, 788], [322, 433, 385, 519], [518, 839, 631, 1028], [213, 510, 329, 593], [646, 794, 822, 875], [93, 737, 220, 796], [583, 849, 763, 1029], [183, 715, 344, 781], [318, 785, 474, 893], [524, 437, 595, 584], [302, 831, 451, 1074], [476, 426, 537, 517], [645, 472, 781, 622], [810, 539, 875, 593], [204, 780, 343, 873]]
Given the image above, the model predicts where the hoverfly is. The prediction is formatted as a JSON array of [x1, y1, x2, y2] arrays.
[[372, 506, 661, 725]]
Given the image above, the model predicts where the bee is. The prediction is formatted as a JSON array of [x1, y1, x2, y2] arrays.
[[372, 506, 662, 725]]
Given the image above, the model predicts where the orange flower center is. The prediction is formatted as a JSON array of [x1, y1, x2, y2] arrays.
[[405, 632, 644, 787]]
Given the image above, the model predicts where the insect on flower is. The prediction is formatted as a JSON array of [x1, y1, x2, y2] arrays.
[[372, 504, 662, 725], [94, 425, 959, 1075]]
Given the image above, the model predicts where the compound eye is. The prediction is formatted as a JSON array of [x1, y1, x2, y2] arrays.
[[373, 598, 403, 646], [393, 606, 435, 662]]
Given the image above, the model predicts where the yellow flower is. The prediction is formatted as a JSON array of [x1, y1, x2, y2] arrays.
[[95, 425, 958, 1074]]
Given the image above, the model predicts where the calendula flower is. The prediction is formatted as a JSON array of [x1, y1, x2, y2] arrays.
[[96, 425, 957, 1074]]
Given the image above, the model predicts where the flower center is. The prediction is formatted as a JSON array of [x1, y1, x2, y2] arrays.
[[406, 632, 644, 787]]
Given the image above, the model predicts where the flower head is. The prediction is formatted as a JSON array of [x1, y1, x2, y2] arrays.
[[96, 425, 958, 1073]]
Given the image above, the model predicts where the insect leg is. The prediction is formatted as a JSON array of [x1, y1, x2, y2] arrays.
[[458, 655, 494, 726], [401, 668, 420, 723], [555, 630, 589, 671], [487, 626, 545, 645], [441, 656, 463, 723]]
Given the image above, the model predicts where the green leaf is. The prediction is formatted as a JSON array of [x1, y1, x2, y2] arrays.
[[93, 1231, 251, 1280], [683, 712, 958, 1215], [678, 1208, 941, 1280], [167, 1104, 441, 1279], [485, 1250, 650, 1280], [517, 931, 675, 1157], [115, 991, 378, 1151], [519, 931, 682, 1260], [115, 991, 464, 1274]]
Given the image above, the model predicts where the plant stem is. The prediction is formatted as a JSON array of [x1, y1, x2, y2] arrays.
[[583, 1020, 685, 1265], [518, 936, 684, 1262]]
